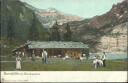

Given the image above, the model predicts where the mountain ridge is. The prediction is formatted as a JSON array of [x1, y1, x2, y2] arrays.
[[23, 2, 84, 28], [59, 0, 128, 52], [1, 0, 49, 41]]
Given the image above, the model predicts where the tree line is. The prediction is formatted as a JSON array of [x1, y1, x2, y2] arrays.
[[6, 12, 40, 41], [49, 21, 72, 41], [6, 14, 72, 42]]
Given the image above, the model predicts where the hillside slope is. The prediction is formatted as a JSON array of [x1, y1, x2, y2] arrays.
[[1, 0, 49, 41], [60, 0, 128, 52]]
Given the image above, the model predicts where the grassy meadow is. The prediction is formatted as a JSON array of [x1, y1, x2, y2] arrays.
[[0, 39, 127, 71], [1, 58, 127, 71]]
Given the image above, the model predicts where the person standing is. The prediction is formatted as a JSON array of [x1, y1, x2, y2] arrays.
[[42, 49, 48, 64], [93, 55, 98, 69], [31, 50, 35, 61], [16, 56, 22, 70], [102, 52, 106, 67], [43, 49, 48, 64], [86, 50, 89, 60], [41, 50, 44, 63], [22, 52, 25, 57]]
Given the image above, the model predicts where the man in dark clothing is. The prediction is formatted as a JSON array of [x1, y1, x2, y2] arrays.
[[102, 52, 106, 67]]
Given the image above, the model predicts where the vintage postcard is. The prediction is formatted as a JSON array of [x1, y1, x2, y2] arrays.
[[0, 0, 128, 82]]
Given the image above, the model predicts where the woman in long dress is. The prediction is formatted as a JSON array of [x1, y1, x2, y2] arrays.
[[16, 56, 21, 70]]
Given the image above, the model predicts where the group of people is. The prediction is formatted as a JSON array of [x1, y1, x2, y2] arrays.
[[15, 49, 106, 70], [15, 49, 48, 70], [93, 52, 106, 69], [30, 49, 48, 63]]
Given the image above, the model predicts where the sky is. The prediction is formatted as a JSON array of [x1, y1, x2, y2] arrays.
[[21, 0, 123, 18]]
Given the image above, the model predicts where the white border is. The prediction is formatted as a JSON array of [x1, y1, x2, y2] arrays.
[[1, 71, 127, 82]]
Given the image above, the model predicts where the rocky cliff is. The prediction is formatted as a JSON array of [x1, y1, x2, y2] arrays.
[[59, 0, 128, 52], [96, 22, 127, 52]]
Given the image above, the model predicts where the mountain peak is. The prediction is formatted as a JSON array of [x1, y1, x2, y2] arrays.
[[47, 8, 58, 13], [36, 8, 83, 27], [89, 0, 128, 28]]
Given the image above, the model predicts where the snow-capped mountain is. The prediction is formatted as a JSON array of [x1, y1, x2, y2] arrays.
[[36, 8, 84, 28], [24, 2, 83, 28]]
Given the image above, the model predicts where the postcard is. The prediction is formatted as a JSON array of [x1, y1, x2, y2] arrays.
[[0, 0, 127, 82]]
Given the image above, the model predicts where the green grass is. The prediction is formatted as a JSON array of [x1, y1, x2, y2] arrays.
[[1, 39, 127, 71], [1, 59, 127, 71]]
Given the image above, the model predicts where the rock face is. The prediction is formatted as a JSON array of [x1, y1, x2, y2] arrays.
[[59, 0, 128, 52], [91, 0, 128, 52], [96, 22, 127, 52], [89, 0, 128, 29]]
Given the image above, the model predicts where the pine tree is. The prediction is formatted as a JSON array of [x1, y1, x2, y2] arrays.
[[28, 13, 39, 41], [64, 23, 72, 41], [7, 16, 15, 40], [50, 21, 60, 41]]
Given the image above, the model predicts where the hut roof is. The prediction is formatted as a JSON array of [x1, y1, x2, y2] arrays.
[[28, 41, 89, 49], [12, 42, 30, 52]]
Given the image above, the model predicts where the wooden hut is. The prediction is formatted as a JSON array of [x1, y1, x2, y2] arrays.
[[12, 41, 89, 59]]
